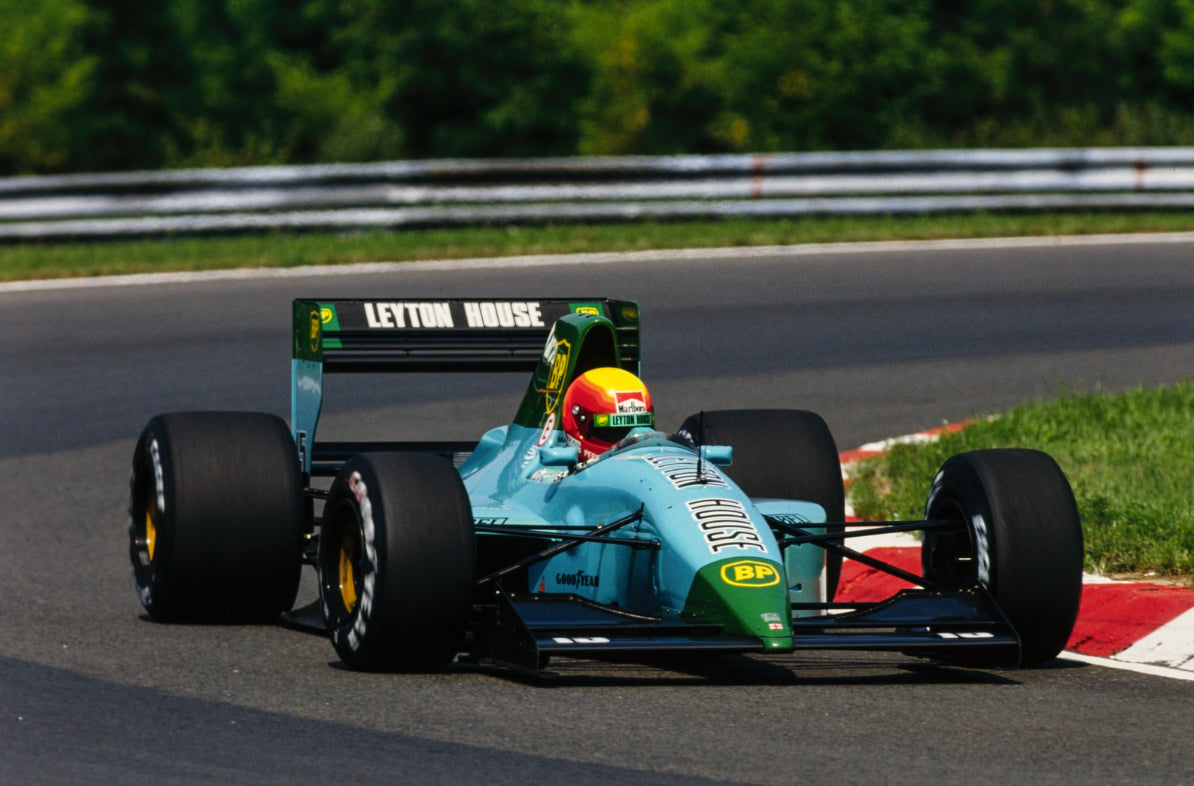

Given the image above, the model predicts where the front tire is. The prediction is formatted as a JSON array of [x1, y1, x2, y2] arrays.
[[318, 453, 476, 672], [923, 449, 1084, 666], [128, 412, 306, 622], [678, 409, 846, 598]]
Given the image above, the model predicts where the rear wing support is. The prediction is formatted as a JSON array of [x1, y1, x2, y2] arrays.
[[291, 298, 641, 474]]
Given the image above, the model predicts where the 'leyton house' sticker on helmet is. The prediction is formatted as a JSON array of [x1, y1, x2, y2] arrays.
[[594, 412, 653, 429]]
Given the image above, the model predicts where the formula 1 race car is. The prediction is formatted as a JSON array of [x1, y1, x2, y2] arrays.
[[128, 297, 1084, 674]]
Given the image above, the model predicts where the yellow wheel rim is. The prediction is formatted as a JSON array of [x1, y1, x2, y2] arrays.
[[338, 530, 359, 612], [145, 507, 157, 562]]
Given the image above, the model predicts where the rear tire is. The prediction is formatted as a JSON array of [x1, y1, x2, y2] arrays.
[[678, 409, 846, 598], [923, 449, 1084, 666], [128, 412, 306, 622], [318, 453, 476, 672]]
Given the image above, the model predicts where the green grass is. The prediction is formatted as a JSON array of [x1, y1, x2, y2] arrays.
[[848, 383, 1194, 582], [3, 210, 1194, 282]]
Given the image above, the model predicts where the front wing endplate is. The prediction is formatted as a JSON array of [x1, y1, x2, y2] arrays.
[[788, 587, 1021, 665]]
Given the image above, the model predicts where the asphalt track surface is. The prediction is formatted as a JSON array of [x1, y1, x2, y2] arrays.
[[5, 235, 1194, 783]]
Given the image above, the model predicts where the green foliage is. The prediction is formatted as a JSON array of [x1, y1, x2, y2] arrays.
[[259, 0, 584, 159], [162, 0, 288, 166], [0, 0, 97, 172], [850, 383, 1194, 578], [6, 0, 1194, 173], [717, 1, 936, 151], [65, 0, 193, 171], [567, 0, 727, 153]]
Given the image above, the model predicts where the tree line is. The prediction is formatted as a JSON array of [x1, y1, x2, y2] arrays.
[[3, 0, 1194, 175]]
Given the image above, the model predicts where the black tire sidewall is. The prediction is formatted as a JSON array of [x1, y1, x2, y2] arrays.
[[319, 453, 475, 672], [922, 455, 998, 591], [128, 412, 305, 622], [924, 449, 1084, 666], [130, 419, 179, 616]]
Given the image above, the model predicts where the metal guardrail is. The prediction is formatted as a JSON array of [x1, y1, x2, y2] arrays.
[[2, 148, 1194, 240]]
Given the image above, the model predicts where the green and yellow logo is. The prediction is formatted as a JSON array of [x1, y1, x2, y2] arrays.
[[720, 560, 781, 587], [544, 339, 572, 411], [309, 310, 321, 352]]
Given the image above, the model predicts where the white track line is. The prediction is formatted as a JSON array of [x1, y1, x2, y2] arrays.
[[1060, 651, 1194, 682]]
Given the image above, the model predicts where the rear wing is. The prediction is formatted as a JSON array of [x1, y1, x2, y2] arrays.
[[291, 298, 641, 474]]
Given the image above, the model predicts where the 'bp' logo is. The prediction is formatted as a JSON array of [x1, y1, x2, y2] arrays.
[[720, 560, 781, 587]]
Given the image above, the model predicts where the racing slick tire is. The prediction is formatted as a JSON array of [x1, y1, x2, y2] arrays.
[[128, 412, 306, 623], [923, 449, 1084, 667], [318, 453, 476, 672], [678, 409, 846, 599]]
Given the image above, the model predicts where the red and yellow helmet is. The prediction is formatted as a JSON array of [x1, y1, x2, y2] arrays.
[[561, 367, 654, 460]]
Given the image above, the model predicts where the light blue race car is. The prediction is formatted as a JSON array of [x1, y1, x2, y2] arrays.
[[128, 298, 1084, 674]]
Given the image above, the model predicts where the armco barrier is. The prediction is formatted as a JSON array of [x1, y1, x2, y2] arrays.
[[3, 147, 1194, 240]]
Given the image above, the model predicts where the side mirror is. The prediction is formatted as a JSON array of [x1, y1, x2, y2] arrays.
[[701, 445, 733, 466], [540, 445, 579, 467]]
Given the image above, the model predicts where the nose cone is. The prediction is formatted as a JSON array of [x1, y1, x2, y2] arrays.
[[681, 558, 794, 651]]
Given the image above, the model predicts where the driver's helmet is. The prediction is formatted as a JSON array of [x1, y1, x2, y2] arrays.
[[561, 367, 654, 461]]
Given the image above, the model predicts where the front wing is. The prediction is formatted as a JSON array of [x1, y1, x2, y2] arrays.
[[467, 586, 1020, 674]]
